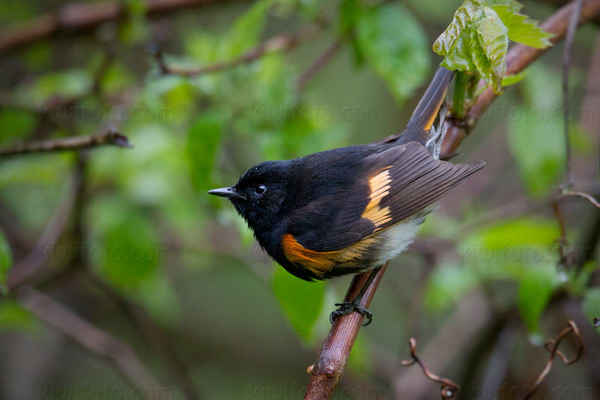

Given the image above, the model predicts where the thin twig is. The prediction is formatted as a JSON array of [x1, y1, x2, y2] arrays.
[[17, 287, 171, 400], [523, 321, 583, 400], [304, 264, 388, 400], [562, 0, 585, 187], [401, 338, 460, 400], [5, 172, 81, 291], [0, 128, 131, 157], [89, 275, 201, 400], [0, 0, 233, 53], [296, 40, 342, 93], [149, 28, 318, 77]]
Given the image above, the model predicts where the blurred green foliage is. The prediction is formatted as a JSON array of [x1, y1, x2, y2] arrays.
[[0, 0, 598, 398]]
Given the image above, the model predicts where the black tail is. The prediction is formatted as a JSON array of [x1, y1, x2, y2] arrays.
[[375, 67, 454, 146]]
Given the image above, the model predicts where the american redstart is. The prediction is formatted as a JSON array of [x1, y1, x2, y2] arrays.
[[209, 67, 484, 325]]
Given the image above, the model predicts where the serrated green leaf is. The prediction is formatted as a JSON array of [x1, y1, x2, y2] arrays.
[[272, 265, 324, 343], [518, 265, 558, 332], [433, 0, 482, 56], [492, 5, 554, 48], [355, 4, 429, 101], [186, 112, 224, 193], [475, 8, 508, 77], [440, 31, 475, 71], [434, 0, 551, 94], [0, 231, 12, 294], [469, 28, 499, 93], [582, 288, 600, 333]]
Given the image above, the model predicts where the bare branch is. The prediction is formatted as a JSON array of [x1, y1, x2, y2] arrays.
[[5, 170, 81, 291], [304, 264, 387, 400], [0, 0, 235, 54], [401, 338, 460, 400], [523, 321, 583, 400], [296, 40, 342, 93], [0, 128, 132, 157], [17, 287, 171, 400], [149, 28, 318, 77]]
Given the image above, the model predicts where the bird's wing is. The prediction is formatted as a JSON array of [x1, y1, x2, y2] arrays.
[[286, 142, 484, 253]]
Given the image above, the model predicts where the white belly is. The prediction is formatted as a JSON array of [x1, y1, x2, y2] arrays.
[[373, 213, 428, 265]]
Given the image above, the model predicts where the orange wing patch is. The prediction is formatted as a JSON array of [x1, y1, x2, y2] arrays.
[[361, 168, 392, 230], [282, 233, 377, 278]]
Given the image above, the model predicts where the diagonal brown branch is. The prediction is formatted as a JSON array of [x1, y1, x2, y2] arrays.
[[17, 287, 171, 400], [0, 128, 131, 157], [305, 1, 600, 399], [305, 264, 387, 399]]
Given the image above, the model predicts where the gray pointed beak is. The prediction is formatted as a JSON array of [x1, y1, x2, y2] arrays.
[[208, 186, 245, 200]]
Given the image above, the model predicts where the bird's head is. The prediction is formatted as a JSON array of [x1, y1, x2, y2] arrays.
[[208, 160, 292, 233]]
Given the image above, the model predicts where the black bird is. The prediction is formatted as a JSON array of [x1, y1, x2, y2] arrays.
[[209, 67, 484, 325]]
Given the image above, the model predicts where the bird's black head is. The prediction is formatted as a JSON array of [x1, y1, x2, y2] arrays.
[[208, 160, 292, 234]]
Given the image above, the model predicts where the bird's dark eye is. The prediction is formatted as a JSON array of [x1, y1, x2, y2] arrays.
[[255, 185, 267, 196]]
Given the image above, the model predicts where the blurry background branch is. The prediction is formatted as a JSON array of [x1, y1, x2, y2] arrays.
[[0, 0, 236, 53], [0, 129, 131, 157], [150, 27, 319, 77], [17, 287, 171, 400]]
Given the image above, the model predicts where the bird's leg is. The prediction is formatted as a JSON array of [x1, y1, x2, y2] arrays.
[[329, 266, 383, 326]]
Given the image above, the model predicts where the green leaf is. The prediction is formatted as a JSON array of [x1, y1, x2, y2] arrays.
[[0, 109, 37, 144], [507, 105, 564, 195], [93, 197, 161, 289], [434, 0, 552, 94], [0, 299, 36, 332], [518, 264, 558, 332], [501, 70, 527, 86], [227, 0, 272, 57], [492, 5, 554, 48], [355, 3, 429, 101], [0, 230, 12, 294], [339, 0, 362, 33], [582, 288, 600, 332], [433, 1, 481, 56], [461, 218, 559, 281], [186, 111, 224, 193], [272, 265, 324, 342], [425, 263, 478, 312], [473, 8, 508, 92]]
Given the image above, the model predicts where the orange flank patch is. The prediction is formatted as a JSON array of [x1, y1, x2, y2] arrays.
[[361, 168, 392, 230], [282, 233, 377, 278]]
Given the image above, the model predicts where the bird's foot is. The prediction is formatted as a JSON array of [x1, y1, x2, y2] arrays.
[[329, 301, 373, 326]]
